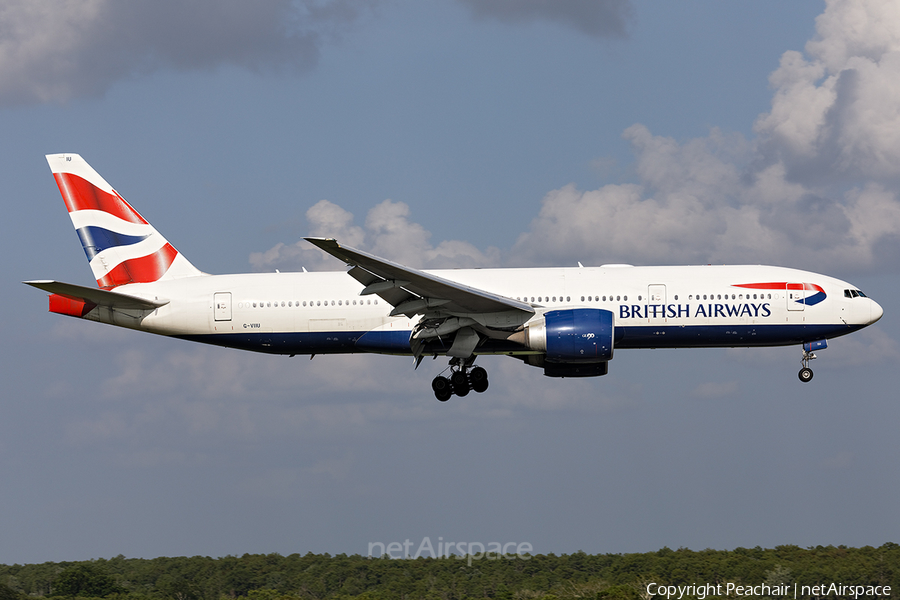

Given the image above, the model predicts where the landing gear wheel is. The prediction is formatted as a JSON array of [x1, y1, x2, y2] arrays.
[[451, 370, 470, 397], [469, 366, 489, 393], [432, 376, 452, 401], [433, 359, 490, 401], [799, 344, 818, 383]]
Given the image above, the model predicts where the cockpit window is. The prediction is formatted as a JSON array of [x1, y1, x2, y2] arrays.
[[858, 290, 868, 298], [845, 289, 852, 298]]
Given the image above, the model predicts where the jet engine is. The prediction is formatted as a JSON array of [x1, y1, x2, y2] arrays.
[[510, 308, 614, 376]]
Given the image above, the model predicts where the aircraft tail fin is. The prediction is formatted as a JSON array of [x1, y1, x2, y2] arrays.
[[46, 153, 203, 289]]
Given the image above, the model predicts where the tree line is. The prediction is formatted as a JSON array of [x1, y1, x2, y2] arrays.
[[1, 543, 897, 600]]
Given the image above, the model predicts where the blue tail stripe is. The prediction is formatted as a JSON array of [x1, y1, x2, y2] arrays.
[[75, 226, 150, 261]]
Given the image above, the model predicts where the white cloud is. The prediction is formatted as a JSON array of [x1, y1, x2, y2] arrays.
[[756, 0, 900, 182], [511, 0, 900, 273], [806, 0, 900, 73], [252, 199, 500, 272], [251, 37, 897, 276], [259, 71, 900, 277], [0, 0, 378, 106], [250, 199, 365, 271]]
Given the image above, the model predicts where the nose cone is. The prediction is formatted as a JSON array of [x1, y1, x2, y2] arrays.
[[871, 298, 884, 324]]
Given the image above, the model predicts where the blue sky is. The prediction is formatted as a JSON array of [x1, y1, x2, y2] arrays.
[[2, 0, 899, 564]]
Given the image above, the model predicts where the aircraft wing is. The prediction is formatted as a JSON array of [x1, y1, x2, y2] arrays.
[[24, 280, 168, 310], [304, 238, 533, 318]]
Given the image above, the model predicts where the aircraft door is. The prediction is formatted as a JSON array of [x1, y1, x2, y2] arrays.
[[648, 284, 667, 322], [786, 283, 805, 312], [214, 292, 232, 321]]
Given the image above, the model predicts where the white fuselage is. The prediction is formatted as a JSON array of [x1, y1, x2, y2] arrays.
[[91, 264, 881, 356]]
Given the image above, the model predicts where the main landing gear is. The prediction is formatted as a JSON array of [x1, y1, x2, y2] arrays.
[[431, 357, 489, 402], [799, 348, 816, 383]]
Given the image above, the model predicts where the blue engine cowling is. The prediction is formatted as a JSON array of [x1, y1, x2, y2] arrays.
[[542, 308, 614, 363]]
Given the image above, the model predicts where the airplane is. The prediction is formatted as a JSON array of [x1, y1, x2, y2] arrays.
[[26, 154, 884, 401]]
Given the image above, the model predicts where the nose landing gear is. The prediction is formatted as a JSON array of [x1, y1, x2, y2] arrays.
[[432, 357, 489, 401]]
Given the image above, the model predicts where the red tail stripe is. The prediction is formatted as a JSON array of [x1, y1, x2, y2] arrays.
[[96, 243, 178, 289], [734, 282, 825, 293], [53, 172, 148, 225]]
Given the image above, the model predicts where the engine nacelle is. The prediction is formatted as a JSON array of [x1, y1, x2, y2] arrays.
[[516, 308, 614, 363]]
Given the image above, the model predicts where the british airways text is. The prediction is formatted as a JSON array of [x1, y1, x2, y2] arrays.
[[619, 303, 772, 319]]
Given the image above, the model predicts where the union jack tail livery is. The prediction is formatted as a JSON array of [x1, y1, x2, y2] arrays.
[[47, 154, 202, 289]]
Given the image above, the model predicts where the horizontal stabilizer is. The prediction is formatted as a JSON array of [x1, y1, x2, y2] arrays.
[[23, 280, 168, 310]]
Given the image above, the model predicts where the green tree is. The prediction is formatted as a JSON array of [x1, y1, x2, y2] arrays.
[[155, 574, 199, 600], [52, 564, 123, 597], [0, 582, 23, 600]]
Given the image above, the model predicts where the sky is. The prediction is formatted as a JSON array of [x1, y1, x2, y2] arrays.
[[2, 0, 900, 564]]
